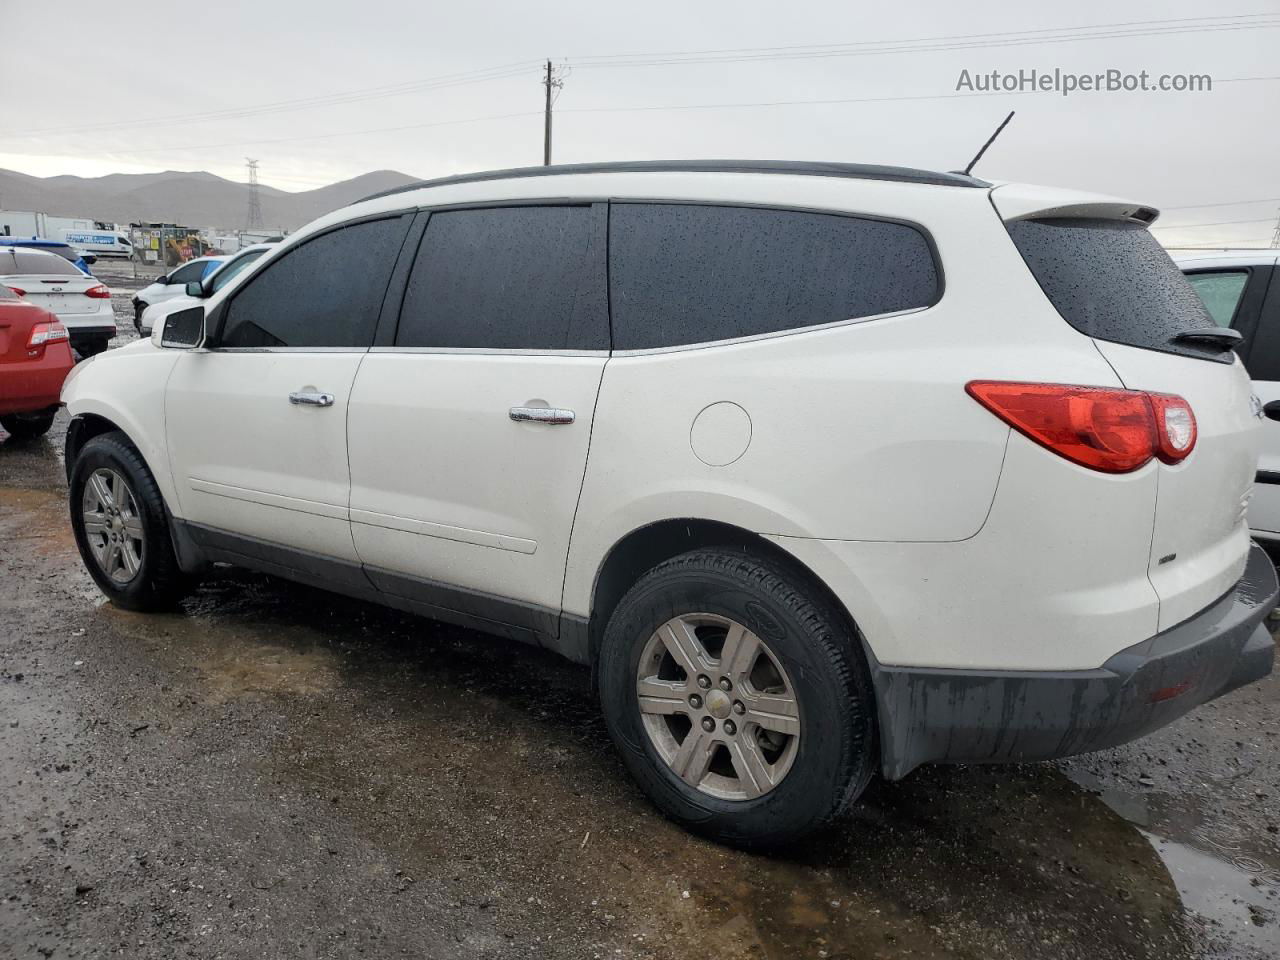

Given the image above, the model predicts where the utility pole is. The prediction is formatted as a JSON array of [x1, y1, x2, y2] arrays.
[[542, 60, 565, 166], [245, 158, 264, 231]]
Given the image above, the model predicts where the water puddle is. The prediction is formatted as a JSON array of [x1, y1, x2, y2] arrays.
[[1068, 771, 1280, 957]]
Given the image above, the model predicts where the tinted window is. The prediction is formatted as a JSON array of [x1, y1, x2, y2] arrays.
[[220, 217, 407, 348], [0, 249, 81, 276], [210, 249, 267, 293], [608, 203, 938, 350], [170, 260, 213, 284], [1006, 218, 1230, 363], [1185, 270, 1249, 328], [396, 206, 606, 350]]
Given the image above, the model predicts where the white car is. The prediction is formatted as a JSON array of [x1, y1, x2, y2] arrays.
[[138, 244, 277, 336], [0, 246, 116, 356], [1176, 249, 1280, 541], [60, 161, 1277, 845], [131, 255, 226, 331]]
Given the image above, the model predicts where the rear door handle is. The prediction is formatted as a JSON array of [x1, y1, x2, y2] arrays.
[[289, 391, 335, 407], [509, 405, 575, 425]]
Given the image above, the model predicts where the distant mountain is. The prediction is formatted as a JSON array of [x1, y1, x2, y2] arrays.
[[0, 168, 420, 231]]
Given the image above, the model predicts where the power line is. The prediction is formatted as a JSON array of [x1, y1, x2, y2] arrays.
[[4, 61, 541, 139], [1162, 196, 1280, 211], [1152, 217, 1279, 230], [565, 16, 1280, 69], [10, 13, 1274, 143], [564, 13, 1276, 64], [45, 71, 1280, 160]]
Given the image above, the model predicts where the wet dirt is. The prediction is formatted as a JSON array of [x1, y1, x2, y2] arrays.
[[2, 351, 1279, 957]]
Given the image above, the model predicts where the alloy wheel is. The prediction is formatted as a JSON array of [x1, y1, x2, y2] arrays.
[[635, 613, 800, 801], [81, 467, 145, 584]]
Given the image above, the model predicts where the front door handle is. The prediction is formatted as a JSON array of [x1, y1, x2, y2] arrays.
[[289, 391, 335, 407], [509, 405, 575, 425]]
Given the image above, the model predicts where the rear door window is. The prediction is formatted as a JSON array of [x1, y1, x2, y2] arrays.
[[608, 203, 939, 350], [1005, 218, 1230, 363], [218, 216, 408, 349], [395, 205, 607, 350], [1184, 270, 1249, 327]]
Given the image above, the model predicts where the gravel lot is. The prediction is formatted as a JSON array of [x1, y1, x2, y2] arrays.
[[1, 265, 1277, 959]]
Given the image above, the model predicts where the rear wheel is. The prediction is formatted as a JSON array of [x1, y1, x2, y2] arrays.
[[1, 411, 56, 440], [76, 336, 110, 357], [597, 547, 877, 847], [69, 431, 191, 610]]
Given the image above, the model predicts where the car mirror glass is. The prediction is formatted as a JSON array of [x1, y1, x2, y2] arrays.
[[158, 306, 205, 350], [185, 281, 205, 297]]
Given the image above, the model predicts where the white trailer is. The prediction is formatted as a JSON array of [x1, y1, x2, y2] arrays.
[[0, 210, 132, 258]]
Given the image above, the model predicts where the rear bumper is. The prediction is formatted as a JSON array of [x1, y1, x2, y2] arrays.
[[874, 542, 1278, 779], [65, 325, 116, 344], [0, 348, 75, 414]]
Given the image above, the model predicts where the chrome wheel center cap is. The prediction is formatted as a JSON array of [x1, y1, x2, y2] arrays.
[[705, 689, 732, 720]]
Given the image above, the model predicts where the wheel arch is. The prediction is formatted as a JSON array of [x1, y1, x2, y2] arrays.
[[584, 517, 871, 675], [64, 412, 127, 483]]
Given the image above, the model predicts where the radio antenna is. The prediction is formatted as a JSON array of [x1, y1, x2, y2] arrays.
[[962, 111, 1015, 176]]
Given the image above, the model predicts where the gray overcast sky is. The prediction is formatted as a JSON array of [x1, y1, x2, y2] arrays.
[[4, 0, 1278, 246]]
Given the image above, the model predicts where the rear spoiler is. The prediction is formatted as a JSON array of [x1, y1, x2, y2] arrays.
[[990, 183, 1158, 226]]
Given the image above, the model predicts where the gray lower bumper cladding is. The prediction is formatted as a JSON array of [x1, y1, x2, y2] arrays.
[[874, 542, 1279, 780]]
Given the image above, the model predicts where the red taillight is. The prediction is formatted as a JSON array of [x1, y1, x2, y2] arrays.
[[84, 283, 111, 299], [8, 286, 26, 297], [966, 381, 1196, 474], [28, 321, 69, 348]]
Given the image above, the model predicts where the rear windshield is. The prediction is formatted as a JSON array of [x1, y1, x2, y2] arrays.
[[0, 249, 82, 276], [1005, 218, 1232, 364]]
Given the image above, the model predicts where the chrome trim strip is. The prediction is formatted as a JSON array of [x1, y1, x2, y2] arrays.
[[367, 346, 609, 357], [212, 346, 369, 354]]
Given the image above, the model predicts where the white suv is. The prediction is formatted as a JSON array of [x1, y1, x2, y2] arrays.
[[60, 161, 1278, 845]]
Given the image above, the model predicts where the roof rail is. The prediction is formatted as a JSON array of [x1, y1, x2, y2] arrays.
[[360, 159, 991, 203]]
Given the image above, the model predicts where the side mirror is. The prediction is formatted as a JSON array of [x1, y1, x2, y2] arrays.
[[158, 306, 205, 349], [156, 274, 170, 285], [185, 280, 205, 297]]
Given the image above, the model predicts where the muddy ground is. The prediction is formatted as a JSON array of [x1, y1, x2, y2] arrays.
[[1, 269, 1278, 959]]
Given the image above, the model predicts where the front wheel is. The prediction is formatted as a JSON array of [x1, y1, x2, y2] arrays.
[[597, 547, 877, 847], [69, 431, 192, 610]]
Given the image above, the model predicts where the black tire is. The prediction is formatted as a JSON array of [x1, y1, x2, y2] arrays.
[[597, 547, 877, 847], [1, 411, 56, 440], [69, 431, 192, 610], [77, 337, 110, 357]]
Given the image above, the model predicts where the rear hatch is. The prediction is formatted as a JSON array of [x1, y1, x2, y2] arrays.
[[994, 185, 1259, 632]]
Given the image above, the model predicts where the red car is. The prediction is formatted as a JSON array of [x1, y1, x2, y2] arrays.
[[0, 283, 74, 440]]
